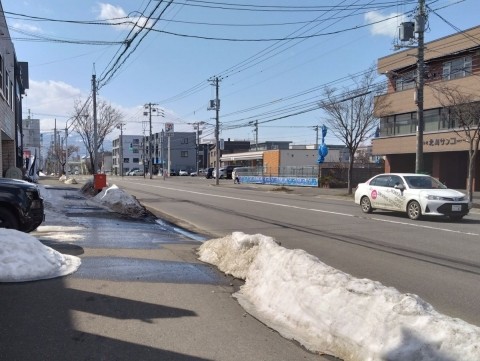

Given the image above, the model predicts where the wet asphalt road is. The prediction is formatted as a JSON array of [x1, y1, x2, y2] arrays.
[[0, 179, 334, 361]]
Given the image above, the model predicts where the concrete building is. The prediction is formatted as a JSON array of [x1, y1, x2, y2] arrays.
[[152, 131, 197, 174], [112, 135, 144, 175], [0, 3, 28, 177], [373, 25, 480, 190], [113, 131, 198, 175], [22, 117, 41, 169]]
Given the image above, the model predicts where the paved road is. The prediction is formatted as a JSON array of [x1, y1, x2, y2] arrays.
[[107, 175, 480, 328], [0, 178, 335, 361]]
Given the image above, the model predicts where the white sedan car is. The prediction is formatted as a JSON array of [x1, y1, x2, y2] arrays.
[[354, 173, 471, 221]]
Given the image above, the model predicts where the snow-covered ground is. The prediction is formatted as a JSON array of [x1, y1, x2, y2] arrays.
[[2, 181, 480, 360]]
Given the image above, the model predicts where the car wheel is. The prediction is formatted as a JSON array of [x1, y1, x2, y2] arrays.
[[360, 196, 373, 213], [407, 200, 422, 220], [0, 208, 19, 230]]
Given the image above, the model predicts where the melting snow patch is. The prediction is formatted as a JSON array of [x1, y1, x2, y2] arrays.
[[198, 232, 480, 361], [0, 229, 81, 282]]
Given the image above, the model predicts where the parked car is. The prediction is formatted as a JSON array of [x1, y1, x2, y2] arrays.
[[190, 171, 198, 177], [126, 168, 139, 176], [354, 173, 471, 221], [0, 178, 44, 232], [205, 167, 214, 179], [131, 169, 145, 176], [225, 165, 238, 179], [179, 170, 189, 176], [212, 167, 227, 179]]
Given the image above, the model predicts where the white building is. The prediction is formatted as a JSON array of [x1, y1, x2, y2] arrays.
[[112, 135, 144, 175]]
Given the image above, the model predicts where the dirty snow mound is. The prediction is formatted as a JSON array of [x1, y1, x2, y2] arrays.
[[94, 184, 147, 217]]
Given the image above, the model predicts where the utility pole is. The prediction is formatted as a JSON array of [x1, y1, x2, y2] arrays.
[[208, 77, 221, 185], [54, 119, 58, 176], [65, 123, 68, 178], [254, 120, 258, 151], [118, 123, 124, 177], [92, 74, 98, 174], [189, 121, 206, 174], [248, 120, 259, 150], [314, 125, 319, 149], [160, 129, 165, 179], [415, 0, 426, 174], [144, 103, 163, 179]]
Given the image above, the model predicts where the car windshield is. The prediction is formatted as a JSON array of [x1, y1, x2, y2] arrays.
[[404, 176, 447, 189]]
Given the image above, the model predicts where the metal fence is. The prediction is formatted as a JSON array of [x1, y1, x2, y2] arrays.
[[235, 164, 383, 188]]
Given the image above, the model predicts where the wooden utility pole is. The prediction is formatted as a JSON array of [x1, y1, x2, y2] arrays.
[[415, 0, 426, 174], [208, 77, 221, 185], [92, 74, 98, 174]]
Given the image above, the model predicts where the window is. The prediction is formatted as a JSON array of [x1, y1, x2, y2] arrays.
[[395, 113, 414, 135], [181, 138, 189, 144], [133, 158, 139, 163], [443, 56, 472, 80], [370, 175, 390, 187], [424, 109, 441, 132], [181, 151, 188, 157], [5, 73, 9, 104], [388, 176, 404, 188], [123, 158, 129, 163], [395, 70, 416, 91], [0, 54, 3, 95], [379, 116, 394, 136]]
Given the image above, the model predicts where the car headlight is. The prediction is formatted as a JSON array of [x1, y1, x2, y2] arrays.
[[426, 195, 451, 201], [425, 195, 466, 201]]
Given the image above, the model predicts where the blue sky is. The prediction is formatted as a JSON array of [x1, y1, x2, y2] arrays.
[[3, 0, 479, 146]]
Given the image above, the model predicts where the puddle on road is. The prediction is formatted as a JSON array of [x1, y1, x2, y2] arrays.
[[73, 257, 228, 284]]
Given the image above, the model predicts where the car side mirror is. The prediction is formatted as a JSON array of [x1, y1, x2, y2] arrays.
[[394, 184, 405, 191]]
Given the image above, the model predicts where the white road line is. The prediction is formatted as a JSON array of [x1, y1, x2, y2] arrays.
[[121, 180, 478, 236], [372, 218, 480, 236]]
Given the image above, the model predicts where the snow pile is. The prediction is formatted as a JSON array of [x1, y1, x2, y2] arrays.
[[198, 232, 480, 361], [94, 184, 147, 217], [0, 229, 81, 282], [64, 177, 78, 184]]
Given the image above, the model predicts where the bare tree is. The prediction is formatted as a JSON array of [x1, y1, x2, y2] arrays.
[[319, 67, 388, 194], [55, 144, 80, 175], [431, 83, 480, 202], [72, 98, 124, 174]]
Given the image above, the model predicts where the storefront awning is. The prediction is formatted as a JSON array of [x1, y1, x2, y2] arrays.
[[220, 151, 264, 162]]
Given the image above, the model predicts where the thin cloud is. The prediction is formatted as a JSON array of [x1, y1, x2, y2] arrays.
[[365, 11, 407, 38], [12, 22, 43, 34], [25, 80, 83, 130], [96, 3, 153, 31]]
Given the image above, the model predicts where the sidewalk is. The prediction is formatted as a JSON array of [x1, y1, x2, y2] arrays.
[[0, 177, 331, 361]]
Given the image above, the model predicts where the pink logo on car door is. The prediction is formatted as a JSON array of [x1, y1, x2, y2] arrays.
[[371, 190, 377, 199]]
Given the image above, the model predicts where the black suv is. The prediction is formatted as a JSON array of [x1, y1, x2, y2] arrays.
[[225, 165, 237, 179], [0, 178, 44, 232]]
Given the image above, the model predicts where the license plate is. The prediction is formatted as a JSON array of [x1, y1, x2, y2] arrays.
[[452, 205, 462, 212]]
